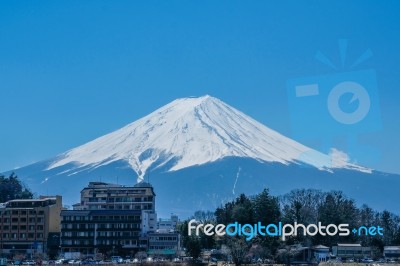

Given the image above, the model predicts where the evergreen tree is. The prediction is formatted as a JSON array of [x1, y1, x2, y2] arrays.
[[0, 172, 33, 202]]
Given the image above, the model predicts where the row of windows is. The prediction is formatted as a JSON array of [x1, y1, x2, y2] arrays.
[[0, 225, 44, 231], [62, 239, 138, 246], [87, 205, 145, 210], [386, 250, 400, 254], [62, 215, 141, 221], [62, 224, 95, 229], [149, 236, 177, 241], [0, 210, 45, 216], [61, 223, 140, 230], [63, 231, 94, 237], [2, 233, 44, 239], [62, 240, 94, 246], [92, 216, 141, 221], [87, 189, 150, 196], [337, 250, 371, 254], [88, 197, 153, 203], [85, 204, 153, 211], [97, 231, 139, 237], [149, 246, 177, 250], [1, 217, 44, 223], [62, 231, 140, 237], [7, 200, 56, 208]]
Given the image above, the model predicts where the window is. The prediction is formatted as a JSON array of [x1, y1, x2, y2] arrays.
[[63, 232, 72, 237], [62, 240, 72, 245]]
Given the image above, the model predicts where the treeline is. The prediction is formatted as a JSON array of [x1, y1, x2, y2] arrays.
[[180, 188, 400, 264], [0, 173, 34, 203]]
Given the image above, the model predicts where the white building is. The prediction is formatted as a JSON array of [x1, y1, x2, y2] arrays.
[[73, 181, 157, 232]]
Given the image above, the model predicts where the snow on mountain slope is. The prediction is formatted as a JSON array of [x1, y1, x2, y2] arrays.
[[47, 95, 371, 182]]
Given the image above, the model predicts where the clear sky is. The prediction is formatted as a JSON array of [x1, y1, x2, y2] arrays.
[[0, 1, 399, 174]]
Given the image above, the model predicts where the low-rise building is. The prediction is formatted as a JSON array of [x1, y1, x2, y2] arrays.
[[147, 232, 180, 257], [157, 215, 179, 232], [0, 196, 62, 256], [384, 246, 400, 259], [332, 243, 372, 259], [312, 245, 329, 261]]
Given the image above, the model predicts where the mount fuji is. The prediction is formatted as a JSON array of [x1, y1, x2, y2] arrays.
[[4, 95, 399, 217]]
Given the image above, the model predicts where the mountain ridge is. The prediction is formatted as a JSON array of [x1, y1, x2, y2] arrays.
[[43, 95, 370, 184]]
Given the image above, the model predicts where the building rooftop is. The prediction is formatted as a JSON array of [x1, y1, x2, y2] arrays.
[[7, 197, 56, 202], [337, 244, 362, 247], [134, 181, 153, 188], [313, 245, 329, 249], [384, 246, 400, 251], [86, 181, 123, 188]]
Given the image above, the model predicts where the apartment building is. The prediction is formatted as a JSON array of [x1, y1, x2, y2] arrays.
[[0, 196, 62, 256], [60, 209, 149, 256], [61, 181, 157, 257], [73, 182, 156, 232]]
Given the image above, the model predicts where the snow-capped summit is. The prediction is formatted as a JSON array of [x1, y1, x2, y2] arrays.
[[47, 95, 370, 182]]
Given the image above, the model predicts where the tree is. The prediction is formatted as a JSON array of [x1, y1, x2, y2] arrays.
[[179, 220, 204, 259], [252, 189, 281, 255], [192, 210, 215, 223], [232, 194, 253, 225], [185, 235, 202, 259], [226, 236, 252, 266], [316, 191, 358, 246], [0, 173, 33, 203], [276, 245, 302, 266]]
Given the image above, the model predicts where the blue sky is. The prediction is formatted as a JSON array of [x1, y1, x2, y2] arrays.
[[0, 1, 399, 174]]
